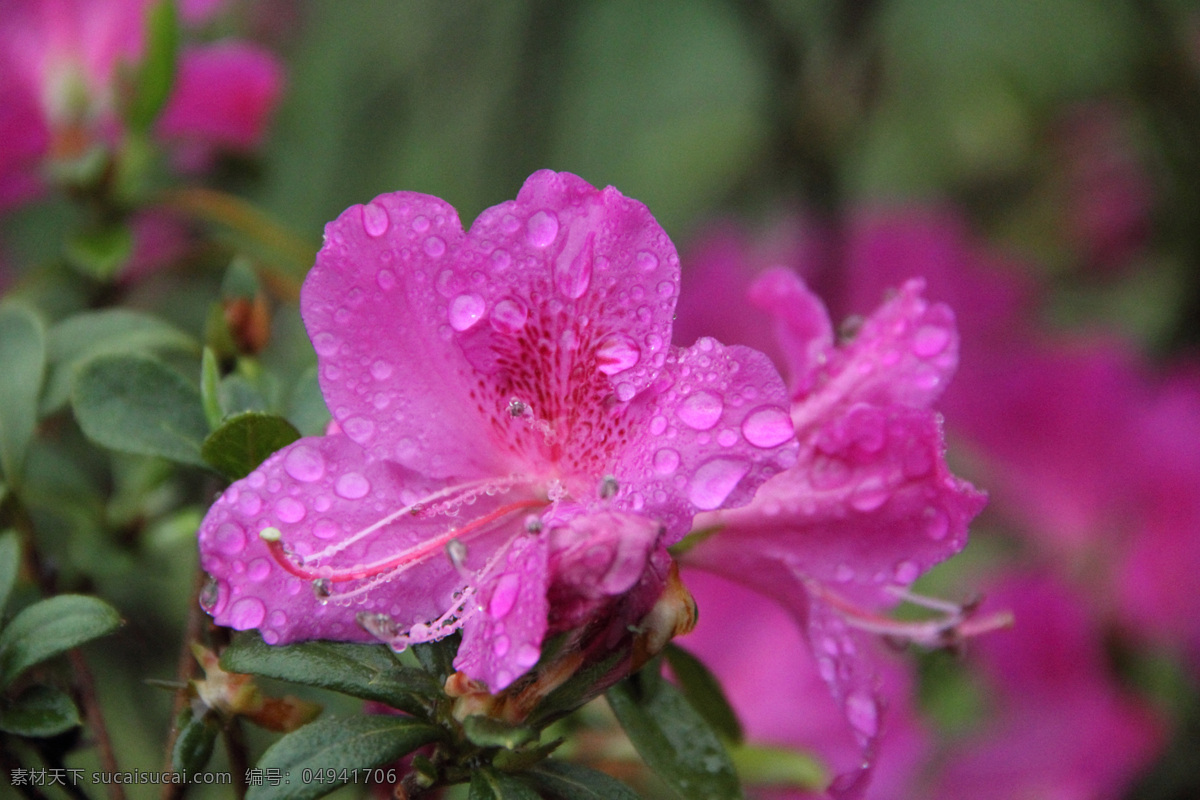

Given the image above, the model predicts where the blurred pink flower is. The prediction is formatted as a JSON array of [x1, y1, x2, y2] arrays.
[[198, 171, 797, 692], [0, 0, 284, 210], [928, 572, 1163, 800], [677, 260, 986, 798], [682, 570, 930, 800]]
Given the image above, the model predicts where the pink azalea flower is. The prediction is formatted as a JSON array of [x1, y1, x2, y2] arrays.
[[0, 0, 283, 210], [928, 573, 1163, 800], [681, 570, 930, 800], [678, 263, 988, 797], [197, 170, 798, 692]]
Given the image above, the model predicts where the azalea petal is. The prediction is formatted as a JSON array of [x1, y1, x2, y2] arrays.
[[198, 433, 532, 646], [0, 73, 48, 211], [615, 338, 798, 542], [747, 266, 834, 397], [455, 533, 549, 692], [158, 41, 284, 151]]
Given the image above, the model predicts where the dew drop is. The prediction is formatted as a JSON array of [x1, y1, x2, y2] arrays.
[[200, 578, 225, 614], [237, 492, 262, 515], [515, 643, 540, 668], [742, 406, 795, 448], [845, 690, 879, 738], [313, 519, 340, 540], [275, 497, 307, 523], [717, 429, 739, 447], [649, 415, 668, 435], [343, 416, 375, 444], [491, 249, 511, 270], [313, 332, 339, 356], [850, 476, 889, 512], [488, 573, 521, 618], [357, 612, 398, 640], [688, 459, 750, 510], [636, 250, 659, 272], [894, 560, 920, 584], [526, 210, 559, 248], [269, 610, 287, 628], [411, 215, 430, 232], [490, 298, 528, 333], [449, 293, 486, 331], [493, 635, 510, 657], [371, 360, 393, 380], [335, 473, 371, 499], [284, 446, 326, 482], [214, 523, 246, 555], [423, 236, 446, 257], [678, 391, 724, 430], [228, 597, 266, 630], [657, 280, 674, 298], [653, 448, 680, 474], [362, 202, 390, 237], [616, 383, 636, 402], [596, 333, 641, 376], [924, 508, 950, 540], [377, 269, 396, 290], [556, 232, 593, 298], [248, 559, 271, 581], [913, 324, 951, 357]]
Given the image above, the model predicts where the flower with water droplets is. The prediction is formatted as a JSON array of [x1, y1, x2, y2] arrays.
[[197, 170, 797, 693], [676, 263, 989, 798]]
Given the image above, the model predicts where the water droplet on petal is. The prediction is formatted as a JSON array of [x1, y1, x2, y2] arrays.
[[515, 644, 539, 668], [596, 333, 641, 376], [493, 635, 510, 656], [490, 298, 528, 333], [377, 269, 396, 290], [200, 578, 225, 613], [228, 597, 266, 630], [924, 508, 949, 541], [894, 560, 920, 584], [275, 497, 307, 523], [835, 563, 855, 582], [717, 429, 739, 447], [636, 250, 659, 272], [616, 383, 636, 402], [449, 293, 485, 331], [284, 446, 326, 482], [343, 416, 375, 444], [678, 391, 723, 430], [649, 416, 668, 435], [526, 210, 559, 248], [845, 690, 879, 738], [248, 559, 271, 582], [654, 448, 680, 474], [424, 236, 446, 257], [850, 476, 889, 512], [488, 573, 521, 618], [237, 492, 262, 515], [412, 215, 430, 232], [214, 523, 246, 555], [313, 332, 339, 356], [913, 324, 951, 357], [742, 406, 795, 449], [362, 202, 390, 236], [371, 360, 393, 380], [491, 249, 511, 270], [335, 473, 371, 499], [689, 459, 750, 510], [556, 232, 593, 298]]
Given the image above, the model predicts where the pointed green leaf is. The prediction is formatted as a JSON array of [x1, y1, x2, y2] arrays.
[[44, 309, 197, 415], [64, 224, 134, 280], [410, 632, 460, 682], [126, 0, 179, 132], [0, 685, 81, 737], [462, 715, 537, 750], [468, 770, 542, 800], [200, 347, 223, 429], [664, 643, 743, 743], [221, 634, 438, 715], [72, 354, 209, 466], [525, 760, 643, 800], [0, 304, 46, 488], [0, 531, 19, 616], [606, 669, 742, 800], [728, 742, 828, 793], [201, 412, 300, 480], [172, 707, 219, 774], [0, 595, 121, 688], [247, 715, 440, 800]]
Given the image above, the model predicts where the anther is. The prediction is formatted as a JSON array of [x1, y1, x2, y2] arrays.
[[507, 399, 529, 417]]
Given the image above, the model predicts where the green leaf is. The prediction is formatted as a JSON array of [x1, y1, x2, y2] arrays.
[[468, 769, 542, 800], [64, 224, 134, 280], [218, 374, 270, 417], [247, 715, 440, 800], [663, 644, 743, 743], [125, 0, 179, 132], [72, 354, 210, 466], [172, 707, 219, 774], [200, 347, 223, 429], [0, 530, 20, 617], [0, 304, 47, 488], [0, 685, 81, 737], [221, 634, 439, 715], [606, 669, 742, 800], [44, 309, 197, 415], [525, 760, 643, 800], [462, 715, 537, 750], [201, 412, 300, 480], [410, 632, 460, 682], [0, 595, 121, 688], [728, 743, 828, 793]]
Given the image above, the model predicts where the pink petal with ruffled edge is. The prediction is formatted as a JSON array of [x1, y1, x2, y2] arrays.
[[158, 41, 284, 151]]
